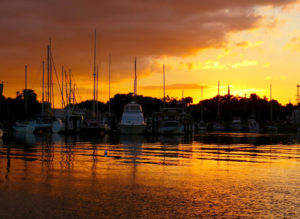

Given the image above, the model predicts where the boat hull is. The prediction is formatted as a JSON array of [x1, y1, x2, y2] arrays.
[[158, 126, 184, 135], [120, 124, 146, 134], [14, 122, 51, 134]]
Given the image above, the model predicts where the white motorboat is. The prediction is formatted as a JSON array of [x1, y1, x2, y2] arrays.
[[120, 101, 146, 134], [120, 58, 146, 134]]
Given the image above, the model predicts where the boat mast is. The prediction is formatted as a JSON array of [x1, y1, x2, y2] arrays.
[[62, 66, 64, 109], [69, 69, 72, 107], [134, 57, 137, 96], [109, 54, 111, 114], [47, 44, 50, 107], [49, 39, 54, 112], [270, 84, 272, 122], [25, 65, 28, 116], [201, 86, 203, 121], [182, 90, 184, 112], [96, 63, 99, 118], [65, 70, 68, 107], [92, 29, 97, 119], [42, 61, 45, 114], [217, 81, 220, 121], [163, 64, 166, 108]]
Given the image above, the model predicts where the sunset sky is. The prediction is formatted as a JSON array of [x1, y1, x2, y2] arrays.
[[1, 0, 300, 107]]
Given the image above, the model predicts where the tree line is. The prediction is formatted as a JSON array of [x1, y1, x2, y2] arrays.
[[0, 90, 297, 125]]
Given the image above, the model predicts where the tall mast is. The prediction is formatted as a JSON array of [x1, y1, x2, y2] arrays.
[[47, 45, 50, 105], [65, 70, 68, 106], [62, 66, 64, 109], [201, 86, 203, 121], [96, 63, 99, 118], [25, 65, 27, 90], [217, 81, 220, 121], [182, 90, 184, 112], [69, 69, 72, 108], [92, 29, 97, 118], [42, 61, 45, 113], [49, 39, 54, 112], [270, 84, 272, 122], [134, 57, 137, 96], [109, 54, 111, 114], [163, 64, 165, 108], [25, 65, 28, 116]]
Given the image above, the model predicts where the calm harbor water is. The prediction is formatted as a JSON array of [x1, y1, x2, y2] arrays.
[[1, 132, 300, 218]]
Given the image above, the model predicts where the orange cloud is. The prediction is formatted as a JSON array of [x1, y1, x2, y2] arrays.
[[285, 36, 300, 51], [0, 0, 297, 104]]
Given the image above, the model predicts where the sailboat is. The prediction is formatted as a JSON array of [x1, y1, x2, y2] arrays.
[[213, 81, 224, 131], [265, 84, 277, 132], [50, 46, 83, 133], [80, 30, 106, 135], [156, 64, 184, 135], [120, 58, 146, 134], [198, 86, 207, 131], [13, 65, 51, 134]]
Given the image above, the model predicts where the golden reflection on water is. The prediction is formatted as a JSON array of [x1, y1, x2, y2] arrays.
[[1, 133, 300, 218]]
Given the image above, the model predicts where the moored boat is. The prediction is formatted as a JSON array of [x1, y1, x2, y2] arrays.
[[120, 101, 146, 134], [231, 117, 243, 131]]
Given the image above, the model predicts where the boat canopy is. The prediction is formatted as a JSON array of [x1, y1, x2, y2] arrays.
[[124, 103, 142, 112]]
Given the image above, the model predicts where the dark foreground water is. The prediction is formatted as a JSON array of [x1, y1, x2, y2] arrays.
[[1, 132, 300, 218]]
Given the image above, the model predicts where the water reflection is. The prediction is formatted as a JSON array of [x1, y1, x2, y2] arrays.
[[1, 132, 300, 218]]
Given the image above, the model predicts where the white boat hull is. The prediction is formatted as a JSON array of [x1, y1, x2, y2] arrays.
[[14, 121, 51, 134]]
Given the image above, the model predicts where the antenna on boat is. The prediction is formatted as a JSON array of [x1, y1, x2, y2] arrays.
[[134, 57, 137, 96], [163, 64, 166, 108]]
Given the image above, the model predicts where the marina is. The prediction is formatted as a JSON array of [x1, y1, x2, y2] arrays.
[[2, 1, 300, 217]]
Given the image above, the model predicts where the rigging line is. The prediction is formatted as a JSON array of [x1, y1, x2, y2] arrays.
[[69, 73, 82, 103], [74, 83, 82, 104], [50, 52, 65, 107]]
